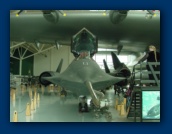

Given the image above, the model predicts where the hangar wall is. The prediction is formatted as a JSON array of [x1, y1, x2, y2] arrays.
[[34, 46, 75, 76]]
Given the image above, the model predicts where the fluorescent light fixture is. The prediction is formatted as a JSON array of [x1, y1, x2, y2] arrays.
[[102, 12, 106, 16], [55, 41, 60, 49], [98, 48, 117, 51], [35, 41, 40, 49], [15, 10, 23, 17]]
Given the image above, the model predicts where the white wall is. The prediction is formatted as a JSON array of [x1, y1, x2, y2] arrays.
[[34, 46, 75, 76]]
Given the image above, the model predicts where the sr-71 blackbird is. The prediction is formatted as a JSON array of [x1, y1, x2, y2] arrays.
[[103, 52, 131, 87], [39, 28, 125, 112]]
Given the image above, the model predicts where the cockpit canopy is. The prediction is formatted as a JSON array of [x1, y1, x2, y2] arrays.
[[71, 28, 98, 58]]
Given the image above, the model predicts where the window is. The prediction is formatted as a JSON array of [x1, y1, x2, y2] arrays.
[[93, 53, 128, 70], [118, 55, 128, 63]]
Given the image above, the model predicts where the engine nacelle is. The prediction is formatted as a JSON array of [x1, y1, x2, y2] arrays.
[[109, 10, 129, 24], [42, 10, 59, 24], [114, 63, 131, 78], [39, 71, 56, 86]]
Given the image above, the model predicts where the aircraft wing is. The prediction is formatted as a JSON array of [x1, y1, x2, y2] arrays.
[[42, 70, 125, 92]]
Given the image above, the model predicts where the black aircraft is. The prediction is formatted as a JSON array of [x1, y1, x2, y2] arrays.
[[103, 52, 131, 95], [103, 52, 131, 86]]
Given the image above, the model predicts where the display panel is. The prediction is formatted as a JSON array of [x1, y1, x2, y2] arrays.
[[142, 91, 160, 119]]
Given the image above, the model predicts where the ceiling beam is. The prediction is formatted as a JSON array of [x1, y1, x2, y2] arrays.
[[10, 42, 26, 49], [22, 46, 55, 60], [10, 55, 20, 60], [22, 46, 29, 58]]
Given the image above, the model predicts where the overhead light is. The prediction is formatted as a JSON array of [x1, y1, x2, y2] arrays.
[[58, 10, 66, 16], [35, 41, 40, 49], [63, 13, 67, 16], [55, 41, 60, 49], [153, 14, 157, 17], [16, 10, 23, 17], [109, 10, 129, 24], [145, 13, 153, 19], [42, 10, 59, 24], [102, 12, 106, 16], [98, 48, 117, 52], [146, 10, 157, 18], [147, 10, 155, 15]]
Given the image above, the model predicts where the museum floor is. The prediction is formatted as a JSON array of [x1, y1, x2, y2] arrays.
[[10, 85, 159, 122]]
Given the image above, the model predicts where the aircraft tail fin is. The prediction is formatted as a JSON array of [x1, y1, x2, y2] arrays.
[[56, 59, 63, 73], [111, 52, 121, 70], [111, 52, 131, 78], [103, 59, 110, 73]]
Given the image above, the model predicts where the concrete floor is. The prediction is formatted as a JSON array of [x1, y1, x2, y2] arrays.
[[10, 85, 159, 122]]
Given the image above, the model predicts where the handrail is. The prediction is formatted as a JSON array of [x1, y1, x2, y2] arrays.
[[130, 62, 160, 87]]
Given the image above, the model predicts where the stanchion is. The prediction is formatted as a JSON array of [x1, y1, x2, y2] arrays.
[[34, 94, 37, 110], [12, 90, 16, 102], [37, 93, 40, 101], [29, 88, 32, 99], [115, 98, 118, 110], [13, 111, 18, 122], [120, 103, 126, 116], [26, 103, 31, 116], [31, 99, 34, 110], [117, 105, 121, 112]]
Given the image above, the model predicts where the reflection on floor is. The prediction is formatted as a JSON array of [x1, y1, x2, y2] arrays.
[[10, 85, 159, 122]]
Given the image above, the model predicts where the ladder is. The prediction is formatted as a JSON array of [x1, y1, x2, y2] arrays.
[[126, 62, 160, 122], [127, 88, 142, 122]]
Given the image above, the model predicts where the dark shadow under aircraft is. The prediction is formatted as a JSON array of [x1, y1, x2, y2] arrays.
[[39, 28, 125, 117]]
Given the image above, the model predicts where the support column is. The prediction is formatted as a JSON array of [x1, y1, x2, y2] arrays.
[[19, 58, 22, 76]]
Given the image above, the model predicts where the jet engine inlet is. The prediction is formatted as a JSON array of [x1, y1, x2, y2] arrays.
[[42, 10, 59, 24], [39, 72, 52, 86], [109, 10, 128, 24]]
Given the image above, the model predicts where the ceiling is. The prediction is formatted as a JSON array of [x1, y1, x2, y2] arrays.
[[10, 10, 160, 56]]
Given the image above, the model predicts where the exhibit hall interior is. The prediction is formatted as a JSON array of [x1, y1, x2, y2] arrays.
[[10, 10, 160, 122]]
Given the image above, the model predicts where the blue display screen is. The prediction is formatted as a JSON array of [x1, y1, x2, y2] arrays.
[[142, 91, 160, 119]]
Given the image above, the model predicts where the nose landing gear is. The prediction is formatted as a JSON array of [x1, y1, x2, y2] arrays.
[[90, 99, 112, 120]]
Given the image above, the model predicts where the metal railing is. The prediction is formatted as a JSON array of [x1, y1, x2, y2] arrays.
[[130, 62, 160, 87], [126, 62, 160, 122]]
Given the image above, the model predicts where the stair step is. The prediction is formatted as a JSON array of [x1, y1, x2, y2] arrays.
[[127, 113, 141, 117]]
